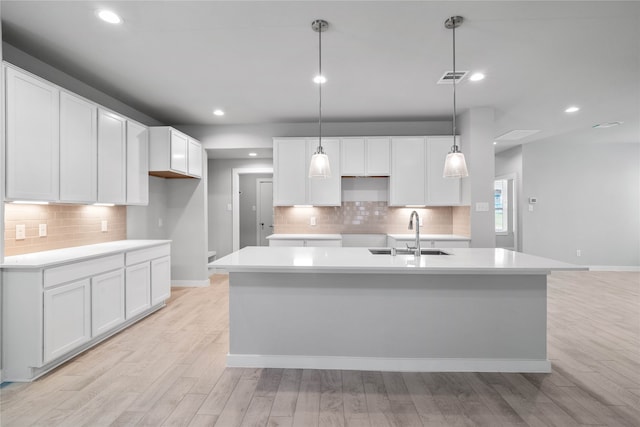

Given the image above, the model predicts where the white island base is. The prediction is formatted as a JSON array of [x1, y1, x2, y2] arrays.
[[227, 271, 549, 373]]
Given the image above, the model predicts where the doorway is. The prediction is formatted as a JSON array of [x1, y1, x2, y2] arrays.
[[232, 167, 273, 252], [256, 178, 273, 246], [495, 173, 518, 251]]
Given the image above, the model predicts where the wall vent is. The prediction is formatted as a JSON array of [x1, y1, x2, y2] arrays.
[[437, 71, 469, 84]]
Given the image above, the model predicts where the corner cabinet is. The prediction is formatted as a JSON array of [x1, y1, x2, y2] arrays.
[[1, 241, 171, 382], [389, 136, 461, 206], [5, 65, 60, 201], [273, 137, 341, 206], [149, 127, 202, 179]]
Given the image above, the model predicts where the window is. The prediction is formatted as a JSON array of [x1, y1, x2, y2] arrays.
[[495, 179, 508, 233]]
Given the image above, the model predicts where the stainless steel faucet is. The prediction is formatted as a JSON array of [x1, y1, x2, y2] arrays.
[[408, 210, 421, 257]]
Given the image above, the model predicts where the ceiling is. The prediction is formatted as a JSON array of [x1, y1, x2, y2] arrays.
[[2, 1, 639, 154]]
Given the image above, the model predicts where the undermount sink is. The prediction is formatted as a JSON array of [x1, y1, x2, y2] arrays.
[[368, 248, 450, 255]]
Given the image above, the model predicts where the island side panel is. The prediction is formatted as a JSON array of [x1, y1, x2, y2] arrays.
[[228, 272, 548, 372]]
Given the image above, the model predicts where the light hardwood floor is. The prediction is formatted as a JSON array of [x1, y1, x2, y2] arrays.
[[1, 271, 639, 426]]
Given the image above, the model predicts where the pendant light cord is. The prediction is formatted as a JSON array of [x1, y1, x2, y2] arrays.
[[452, 18, 457, 151], [318, 24, 323, 152]]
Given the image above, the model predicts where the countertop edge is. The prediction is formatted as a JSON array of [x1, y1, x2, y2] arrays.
[[1, 240, 172, 269], [212, 265, 588, 275]]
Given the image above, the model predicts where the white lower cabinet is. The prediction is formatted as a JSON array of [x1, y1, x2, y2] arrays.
[[269, 239, 342, 247], [44, 279, 91, 363], [151, 256, 171, 306], [125, 262, 151, 318], [1, 242, 172, 382], [91, 269, 125, 337]]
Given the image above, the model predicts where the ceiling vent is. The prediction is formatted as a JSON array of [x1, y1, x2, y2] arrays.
[[495, 130, 541, 141], [437, 70, 469, 84]]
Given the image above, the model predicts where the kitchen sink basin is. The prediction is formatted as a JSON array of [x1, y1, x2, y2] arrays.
[[368, 248, 450, 255]]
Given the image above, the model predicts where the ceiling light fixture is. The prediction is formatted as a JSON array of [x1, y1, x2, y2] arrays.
[[248, 152, 257, 157], [565, 106, 580, 113], [442, 16, 469, 179], [469, 72, 485, 81], [313, 75, 327, 84], [213, 109, 225, 116], [97, 10, 122, 25], [308, 19, 331, 179]]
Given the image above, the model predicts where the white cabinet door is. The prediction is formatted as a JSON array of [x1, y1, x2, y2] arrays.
[[341, 138, 365, 176], [273, 138, 307, 206], [151, 256, 171, 306], [366, 137, 391, 176], [307, 138, 341, 206], [98, 109, 127, 204], [59, 92, 98, 203], [126, 121, 149, 205], [125, 263, 151, 318], [390, 137, 426, 206], [307, 240, 342, 247], [427, 136, 461, 205], [187, 139, 202, 178], [91, 269, 125, 337], [170, 130, 188, 174], [5, 66, 60, 201], [43, 279, 91, 363]]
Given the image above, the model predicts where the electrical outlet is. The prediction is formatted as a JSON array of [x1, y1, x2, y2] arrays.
[[39, 223, 47, 237], [158, 218, 163, 228], [310, 217, 317, 226], [101, 220, 108, 232], [576, 249, 581, 257], [16, 224, 26, 240]]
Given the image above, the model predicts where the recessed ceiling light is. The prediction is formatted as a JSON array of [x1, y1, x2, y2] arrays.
[[313, 75, 327, 84], [213, 109, 225, 116], [248, 152, 257, 157], [469, 72, 485, 81], [493, 141, 497, 145], [97, 10, 122, 24], [593, 121, 622, 129], [565, 106, 580, 113]]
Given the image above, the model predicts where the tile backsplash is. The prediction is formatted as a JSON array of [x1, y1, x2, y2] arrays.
[[4, 203, 126, 256], [274, 202, 470, 236]]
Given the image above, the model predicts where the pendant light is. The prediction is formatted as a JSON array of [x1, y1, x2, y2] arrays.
[[443, 16, 469, 178], [308, 19, 331, 178]]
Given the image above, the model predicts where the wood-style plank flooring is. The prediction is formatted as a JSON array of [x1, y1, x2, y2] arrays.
[[1, 271, 639, 426]]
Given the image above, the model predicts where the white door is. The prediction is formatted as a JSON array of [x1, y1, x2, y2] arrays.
[[125, 263, 151, 318], [256, 178, 273, 246], [97, 109, 127, 204], [126, 121, 149, 205], [91, 269, 125, 337], [151, 256, 171, 306]]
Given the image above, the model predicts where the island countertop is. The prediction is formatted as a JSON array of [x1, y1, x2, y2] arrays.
[[211, 246, 585, 275]]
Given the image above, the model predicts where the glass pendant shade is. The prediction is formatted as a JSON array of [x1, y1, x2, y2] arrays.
[[443, 149, 469, 178], [309, 149, 331, 178]]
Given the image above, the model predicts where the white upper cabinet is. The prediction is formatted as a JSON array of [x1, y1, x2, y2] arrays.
[[5, 65, 60, 201], [149, 127, 202, 178], [426, 136, 461, 205], [273, 138, 307, 206], [307, 138, 341, 206], [273, 137, 341, 206], [390, 137, 427, 206], [97, 109, 127, 204], [59, 92, 97, 203], [126, 121, 149, 205], [341, 137, 390, 176], [187, 138, 203, 178]]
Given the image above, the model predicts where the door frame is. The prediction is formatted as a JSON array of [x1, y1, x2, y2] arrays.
[[256, 178, 273, 246], [495, 172, 518, 251], [232, 167, 273, 252]]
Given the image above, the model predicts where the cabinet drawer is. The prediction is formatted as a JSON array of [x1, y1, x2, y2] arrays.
[[126, 244, 171, 266], [44, 254, 124, 288]]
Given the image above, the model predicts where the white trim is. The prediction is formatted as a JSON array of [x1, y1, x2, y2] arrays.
[[495, 173, 518, 251], [0, 369, 3, 384], [171, 279, 210, 288], [256, 178, 273, 247], [232, 167, 273, 252], [227, 354, 551, 373], [588, 265, 640, 272]]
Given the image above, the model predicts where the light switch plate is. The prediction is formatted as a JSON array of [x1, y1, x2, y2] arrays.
[[39, 223, 47, 237], [16, 224, 26, 240], [101, 220, 108, 232], [475, 202, 489, 212], [310, 217, 317, 226]]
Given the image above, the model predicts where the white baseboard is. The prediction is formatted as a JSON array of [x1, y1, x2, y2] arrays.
[[227, 354, 551, 373], [171, 279, 210, 288], [588, 265, 640, 272], [0, 369, 3, 384]]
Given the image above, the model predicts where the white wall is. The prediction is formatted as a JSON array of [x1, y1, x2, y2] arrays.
[[208, 158, 273, 258], [127, 177, 168, 240], [495, 146, 523, 251], [522, 140, 640, 267]]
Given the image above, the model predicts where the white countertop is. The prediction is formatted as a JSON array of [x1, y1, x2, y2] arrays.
[[0, 240, 172, 269], [387, 234, 470, 241], [266, 234, 342, 240], [211, 246, 586, 275]]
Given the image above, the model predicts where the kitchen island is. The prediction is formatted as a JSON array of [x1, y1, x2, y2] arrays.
[[211, 246, 585, 373]]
